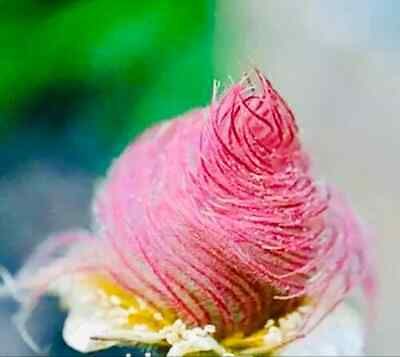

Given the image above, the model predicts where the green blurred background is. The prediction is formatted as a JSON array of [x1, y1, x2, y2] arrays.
[[0, 0, 216, 173]]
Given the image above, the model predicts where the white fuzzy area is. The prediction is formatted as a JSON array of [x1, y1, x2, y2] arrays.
[[280, 303, 364, 356]]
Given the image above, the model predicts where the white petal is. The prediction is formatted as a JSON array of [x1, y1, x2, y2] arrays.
[[280, 303, 364, 356], [63, 311, 117, 353]]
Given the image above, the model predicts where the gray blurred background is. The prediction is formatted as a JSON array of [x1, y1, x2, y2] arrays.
[[1, 0, 399, 355], [216, 0, 400, 354]]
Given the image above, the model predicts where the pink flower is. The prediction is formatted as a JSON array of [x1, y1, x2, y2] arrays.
[[10, 70, 375, 355]]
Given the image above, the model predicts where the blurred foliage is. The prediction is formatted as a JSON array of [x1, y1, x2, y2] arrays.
[[0, 0, 216, 168]]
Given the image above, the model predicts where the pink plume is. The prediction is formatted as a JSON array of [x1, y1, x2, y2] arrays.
[[16, 71, 374, 337]]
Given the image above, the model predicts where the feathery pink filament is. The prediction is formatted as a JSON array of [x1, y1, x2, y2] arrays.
[[18, 71, 373, 337]]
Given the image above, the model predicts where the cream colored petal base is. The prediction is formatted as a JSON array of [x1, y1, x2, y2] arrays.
[[56, 276, 364, 356]]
